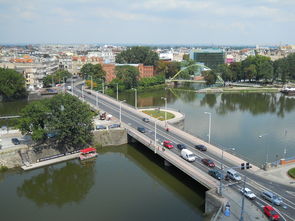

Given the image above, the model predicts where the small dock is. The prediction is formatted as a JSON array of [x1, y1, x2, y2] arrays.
[[21, 153, 80, 171]]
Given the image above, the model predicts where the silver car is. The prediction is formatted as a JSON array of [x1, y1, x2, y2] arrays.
[[261, 191, 282, 206]]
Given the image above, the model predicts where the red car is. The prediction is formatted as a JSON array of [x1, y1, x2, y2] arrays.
[[201, 158, 215, 167], [263, 205, 280, 221], [163, 140, 174, 149]]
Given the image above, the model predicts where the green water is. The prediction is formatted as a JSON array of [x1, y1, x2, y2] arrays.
[[0, 144, 205, 221]]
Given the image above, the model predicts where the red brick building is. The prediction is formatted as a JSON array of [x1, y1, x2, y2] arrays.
[[102, 64, 155, 82]]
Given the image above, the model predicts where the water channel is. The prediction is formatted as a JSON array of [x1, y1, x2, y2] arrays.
[[1, 86, 295, 220]]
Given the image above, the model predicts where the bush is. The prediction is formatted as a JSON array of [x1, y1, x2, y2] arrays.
[[288, 168, 295, 179], [0, 165, 8, 172]]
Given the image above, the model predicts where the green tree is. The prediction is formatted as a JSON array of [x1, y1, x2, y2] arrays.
[[18, 94, 94, 149], [80, 63, 106, 82], [259, 61, 274, 83], [229, 62, 242, 81], [286, 53, 295, 80], [115, 46, 159, 66], [217, 64, 233, 82], [0, 68, 27, 100], [202, 70, 217, 85], [42, 69, 72, 88], [244, 64, 257, 82], [115, 65, 140, 89]]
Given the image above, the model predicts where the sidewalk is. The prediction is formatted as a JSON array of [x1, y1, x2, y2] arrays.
[[216, 188, 268, 221], [255, 163, 295, 187]]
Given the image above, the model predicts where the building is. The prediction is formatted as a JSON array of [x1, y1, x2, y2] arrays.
[[189, 49, 225, 69]]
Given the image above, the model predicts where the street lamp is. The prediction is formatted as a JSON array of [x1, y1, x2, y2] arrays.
[[90, 76, 93, 91], [116, 83, 119, 101], [96, 91, 98, 107], [71, 76, 74, 94], [102, 79, 105, 94], [204, 112, 211, 144], [219, 146, 235, 196], [132, 88, 137, 109], [161, 97, 167, 127], [258, 133, 269, 165], [119, 100, 126, 124], [153, 116, 163, 154], [81, 85, 84, 102]]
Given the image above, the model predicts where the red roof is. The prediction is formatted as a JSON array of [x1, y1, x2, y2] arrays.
[[80, 147, 96, 153]]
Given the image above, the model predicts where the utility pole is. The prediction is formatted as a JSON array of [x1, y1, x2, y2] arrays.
[[239, 175, 246, 221], [116, 83, 119, 101], [102, 80, 104, 94]]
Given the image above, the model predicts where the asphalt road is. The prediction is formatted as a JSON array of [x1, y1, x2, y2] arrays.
[[70, 83, 295, 221]]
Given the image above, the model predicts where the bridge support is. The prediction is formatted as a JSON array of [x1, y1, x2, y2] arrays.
[[164, 160, 172, 167], [205, 188, 227, 217]]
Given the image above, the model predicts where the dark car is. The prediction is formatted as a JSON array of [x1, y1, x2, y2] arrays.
[[11, 138, 20, 145], [177, 144, 186, 150], [96, 125, 107, 130], [208, 169, 224, 180], [108, 124, 120, 129], [201, 158, 215, 167], [137, 127, 146, 133], [142, 118, 150, 123], [261, 191, 283, 206], [195, 144, 207, 151]]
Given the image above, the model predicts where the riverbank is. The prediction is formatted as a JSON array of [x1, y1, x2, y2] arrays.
[[197, 86, 280, 93]]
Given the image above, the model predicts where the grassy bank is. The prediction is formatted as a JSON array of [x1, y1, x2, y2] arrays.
[[288, 168, 295, 179], [199, 87, 280, 93], [142, 110, 175, 120]]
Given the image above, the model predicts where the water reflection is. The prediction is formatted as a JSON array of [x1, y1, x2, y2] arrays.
[[199, 93, 295, 117], [17, 161, 95, 207]]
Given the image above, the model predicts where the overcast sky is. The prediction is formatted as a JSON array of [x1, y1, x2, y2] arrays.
[[0, 0, 294, 45]]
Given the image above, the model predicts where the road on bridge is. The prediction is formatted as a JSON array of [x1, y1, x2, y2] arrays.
[[69, 82, 295, 221]]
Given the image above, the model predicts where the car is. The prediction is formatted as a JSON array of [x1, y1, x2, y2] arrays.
[[261, 191, 283, 206], [181, 149, 196, 162], [226, 169, 242, 181], [240, 188, 256, 200], [11, 138, 20, 145], [67, 86, 72, 90], [201, 158, 215, 167], [163, 140, 174, 149], [195, 144, 207, 151], [47, 132, 58, 138], [96, 125, 107, 130], [208, 169, 224, 180], [137, 127, 146, 133], [263, 205, 280, 220], [176, 144, 186, 150], [142, 118, 150, 123], [108, 124, 121, 129]]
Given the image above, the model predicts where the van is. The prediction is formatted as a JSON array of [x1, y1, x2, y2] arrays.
[[181, 149, 196, 162], [226, 169, 242, 181]]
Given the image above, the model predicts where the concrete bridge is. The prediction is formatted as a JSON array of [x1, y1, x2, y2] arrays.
[[67, 83, 294, 221]]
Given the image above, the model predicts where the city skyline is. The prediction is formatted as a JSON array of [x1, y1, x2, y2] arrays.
[[0, 0, 294, 45]]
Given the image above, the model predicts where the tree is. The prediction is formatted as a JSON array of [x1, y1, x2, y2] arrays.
[[115, 46, 159, 66], [42, 69, 72, 88], [202, 70, 217, 85], [115, 65, 140, 89], [229, 62, 242, 81], [0, 68, 27, 100], [18, 94, 94, 149], [259, 61, 273, 83], [217, 64, 233, 82], [80, 63, 106, 82], [244, 64, 257, 82]]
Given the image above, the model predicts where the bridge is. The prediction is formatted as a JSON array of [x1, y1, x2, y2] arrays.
[[68, 82, 295, 221], [166, 63, 224, 84]]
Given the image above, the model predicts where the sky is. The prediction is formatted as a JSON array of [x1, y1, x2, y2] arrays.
[[0, 0, 294, 45]]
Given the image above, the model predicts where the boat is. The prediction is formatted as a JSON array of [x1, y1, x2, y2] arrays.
[[79, 147, 98, 161], [280, 86, 295, 95]]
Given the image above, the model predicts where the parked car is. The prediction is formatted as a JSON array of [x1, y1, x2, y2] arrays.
[[240, 188, 256, 200], [208, 169, 224, 180], [163, 140, 174, 149], [180, 149, 196, 162], [11, 138, 20, 145], [176, 144, 186, 150], [201, 158, 215, 167], [137, 127, 146, 133], [226, 169, 242, 181], [195, 144, 207, 151], [142, 118, 150, 123], [263, 205, 280, 220], [108, 124, 120, 129], [261, 191, 283, 206], [96, 125, 107, 130]]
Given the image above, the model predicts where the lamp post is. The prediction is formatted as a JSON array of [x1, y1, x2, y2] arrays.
[[63, 77, 66, 92], [161, 97, 167, 127], [102, 79, 105, 94], [116, 83, 119, 101], [71, 77, 74, 94], [219, 146, 235, 196], [204, 112, 211, 144], [258, 133, 269, 166], [132, 88, 137, 109], [96, 91, 98, 107], [119, 100, 126, 124], [81, 85, 84, 102], [153, 116, 163, 154], [90, 76, 93, 91]]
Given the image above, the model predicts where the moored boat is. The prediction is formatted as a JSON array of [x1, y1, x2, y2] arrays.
[[79, 147, 98, 161], [280, 87, 295, 95]]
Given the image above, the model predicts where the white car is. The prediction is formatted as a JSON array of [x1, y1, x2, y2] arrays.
[[240, 188, 256, 200]]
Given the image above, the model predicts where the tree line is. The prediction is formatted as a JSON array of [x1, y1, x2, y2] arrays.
[[217, 53, 295, 84]]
